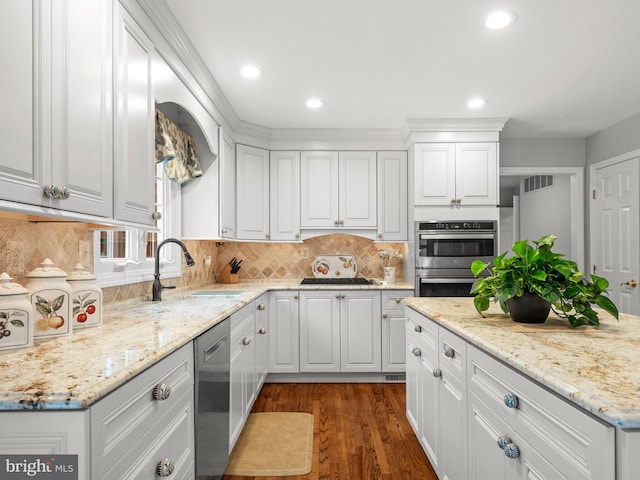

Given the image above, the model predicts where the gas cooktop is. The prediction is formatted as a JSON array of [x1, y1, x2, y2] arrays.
[[300, 277, 372, 285]]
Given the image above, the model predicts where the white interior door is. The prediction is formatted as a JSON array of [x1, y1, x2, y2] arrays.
[[593, 156, 640, 315]]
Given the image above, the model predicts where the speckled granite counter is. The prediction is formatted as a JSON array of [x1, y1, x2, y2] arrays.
[[404, 296, 640, 429], [0, 280, 413, 410]]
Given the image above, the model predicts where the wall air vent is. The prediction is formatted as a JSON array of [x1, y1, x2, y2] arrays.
[[523, 175, 554, 193]]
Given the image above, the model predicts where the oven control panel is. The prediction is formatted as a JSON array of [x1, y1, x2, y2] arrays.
[[415, 221, 496, 231]]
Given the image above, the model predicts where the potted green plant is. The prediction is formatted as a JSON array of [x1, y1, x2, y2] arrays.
[[470, 235, 619, 328]]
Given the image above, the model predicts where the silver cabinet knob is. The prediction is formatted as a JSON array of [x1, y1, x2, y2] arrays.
[[258, 327, 266, 335], [293, 295, 299, 299], [257, 303, 266, 311], [504, 443, 520, 459], [503, 393, 519, 409], [378, 233, 383, 239], [432, 368, 442, 378], [443, 345, 455, 358], [43, 184, 70, 199], [243, 337, 251, 346], [411, 347, 421, 357], [334, 220, 339, 226], [414, 325, 422, 333], [382, 313, 388, 318], [339, 220, 344, 225], [295, 233, 300, 239], [156, 458, 175, 476], [497, 435, 512, 450], [151, 211, 162, 220], [395, 298, 402, 304], [221, 228, 228, 234], [152, 383, 171, 401], [265, 233, 270, 239]]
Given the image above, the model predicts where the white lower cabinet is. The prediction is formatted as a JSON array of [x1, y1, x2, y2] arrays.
[[381, 290, 410, 372], [269, 291, 300, 373], [406, 307, 466, 480], [406, 306, 616, 480], [255, 295, 270, 392], [299, 290, 381, 373]]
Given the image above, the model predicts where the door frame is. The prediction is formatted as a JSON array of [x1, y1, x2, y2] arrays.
[[589, 147, 640, 280], [500, 166, 584, 270]]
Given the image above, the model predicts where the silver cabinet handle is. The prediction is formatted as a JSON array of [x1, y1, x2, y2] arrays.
[[43, 185, 70, 199], [243, 337, 251, 346], [295, 233, 300, 239], [258, 327, 267, 335], [378, 233, 383, 239], [395, 298, 402, 303], [294, 295, 299, 299], [414, 325, 422, 333], [334, 220, 339, 226], [152, 383, 171, 401], [382, 313, 388, 318], [257, 303, 266, 311], [432, 368, 442, 378], [504, 393, 519, 409], [151, 211, 162, 220], [156, 458, 175, 476], [504, 443, 520, 459], [443, 345, 455, 358], [497, 436, 512, 450], [411, 347, 421, 357], [265, 233, 270, 239], [339, 220, 344, 225]]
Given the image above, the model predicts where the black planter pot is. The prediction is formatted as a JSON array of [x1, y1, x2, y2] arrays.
[[506, 293, 551, 324]]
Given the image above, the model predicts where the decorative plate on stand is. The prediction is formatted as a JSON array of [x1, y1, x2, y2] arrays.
[[312, 255, 357, 278]]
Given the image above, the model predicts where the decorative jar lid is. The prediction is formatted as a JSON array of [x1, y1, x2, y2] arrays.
[[0, 272, 28, 296], [67, 263, 96, 282], [25, 258, 68, 278]]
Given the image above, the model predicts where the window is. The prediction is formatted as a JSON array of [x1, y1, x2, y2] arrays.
[[93, 162, 182, 288]]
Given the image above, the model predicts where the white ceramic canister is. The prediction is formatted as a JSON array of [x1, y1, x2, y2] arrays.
[[67, 263, 102, 329], [0, 272, 34, 352], [25, 258, 73, 339]]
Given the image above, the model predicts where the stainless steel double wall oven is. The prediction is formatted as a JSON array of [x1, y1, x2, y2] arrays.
[[415, 220, 498, 297]]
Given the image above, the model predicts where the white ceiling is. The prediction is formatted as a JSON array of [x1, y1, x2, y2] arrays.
[[164, 0, 640, 138]]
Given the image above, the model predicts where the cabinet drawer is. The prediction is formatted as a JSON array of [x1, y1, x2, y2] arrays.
[[115, 388, 195, 480], [406, 308, 437, 356], [91, 343, 194, 479], [439, 327, 466, 383], [382, 291, 411, 310], [467, 345, 614, 480]]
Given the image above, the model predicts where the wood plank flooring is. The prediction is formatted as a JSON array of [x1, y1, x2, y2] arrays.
[[222, 383, 437, 480]]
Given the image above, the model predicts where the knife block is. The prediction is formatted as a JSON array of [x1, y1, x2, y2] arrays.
[[218, 264, 239, 283]]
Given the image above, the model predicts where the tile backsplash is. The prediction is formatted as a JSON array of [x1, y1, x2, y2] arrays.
[[0, 215, 406, 305]]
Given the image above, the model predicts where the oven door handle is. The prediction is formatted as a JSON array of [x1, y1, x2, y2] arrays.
[[419, 278, 477, 284], [419, 233, 495, 240]]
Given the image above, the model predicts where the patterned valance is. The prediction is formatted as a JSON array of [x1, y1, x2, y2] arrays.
[[155, 108, 204, 184]]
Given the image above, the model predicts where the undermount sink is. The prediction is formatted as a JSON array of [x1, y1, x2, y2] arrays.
[[187, 290, 245, 298], [300, 278, 372, 285]]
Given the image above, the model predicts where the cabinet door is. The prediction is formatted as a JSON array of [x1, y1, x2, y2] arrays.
[[339, 151, 377, 227], [455, 143, 498, 206], [300, 151, 339, 228], [236, 144, 270, 240], [414, 143, 456, 205], [53, 0, 113, 217], [255, 296, 269, 391], [219, 128, 236, 239], [340, 290, 381, 372], [417, 322, 441, 472], [270, 151, 301, 241], [377, 151, 408, 241], [439, 367, 467, 480], [113, 3, 156, 225], [269, 291, 300, 373], [382, 309, 407, 373], [299, 291, 340, 372], [405, 326, 422, 435]]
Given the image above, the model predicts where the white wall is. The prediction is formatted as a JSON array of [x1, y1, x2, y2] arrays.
[[519, 175, 572, 256], [586, 112, 640, 165], [500, 138, 585, 167]]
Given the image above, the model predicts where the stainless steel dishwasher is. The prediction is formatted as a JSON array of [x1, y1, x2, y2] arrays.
[[194, 317, 230, 480]]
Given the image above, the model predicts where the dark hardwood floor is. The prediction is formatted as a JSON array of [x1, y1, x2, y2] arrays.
[[222, 383, 438, 480]]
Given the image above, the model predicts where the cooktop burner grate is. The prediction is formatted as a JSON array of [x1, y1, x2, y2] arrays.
[[300, 278, 372, 285]]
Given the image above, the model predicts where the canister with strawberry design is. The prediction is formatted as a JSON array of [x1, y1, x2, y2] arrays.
[[68, 263, 102, 329], [0, 272, 34, 352], [25, 258, 73, 339]]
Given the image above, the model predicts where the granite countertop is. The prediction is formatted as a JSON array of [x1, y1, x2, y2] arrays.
[[0, 280, 413, 411], [404, 297, 640, 429]]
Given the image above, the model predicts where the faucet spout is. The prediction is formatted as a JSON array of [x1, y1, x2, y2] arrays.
[[152, 238, 196, 301]]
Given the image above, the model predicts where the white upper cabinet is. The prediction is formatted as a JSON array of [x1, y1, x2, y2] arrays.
[[301, 151, 377, 229], [0, 0, 113, 217], [113, 2, 156, 226], [377, 151, 408, 241], [270, 151, 301, 241], [219, 129, 236, 239], [236, 144, 270, 240], [415, 142, 497, 206]]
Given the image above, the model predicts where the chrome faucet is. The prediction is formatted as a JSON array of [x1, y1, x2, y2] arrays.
[[152, 238, 196, 301]]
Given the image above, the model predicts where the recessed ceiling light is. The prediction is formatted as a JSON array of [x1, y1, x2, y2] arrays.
[[240, 65, 263, 78], [468, 98, 488, 109], [485, 11, 517, 29], [306, 98, 324, 109]]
